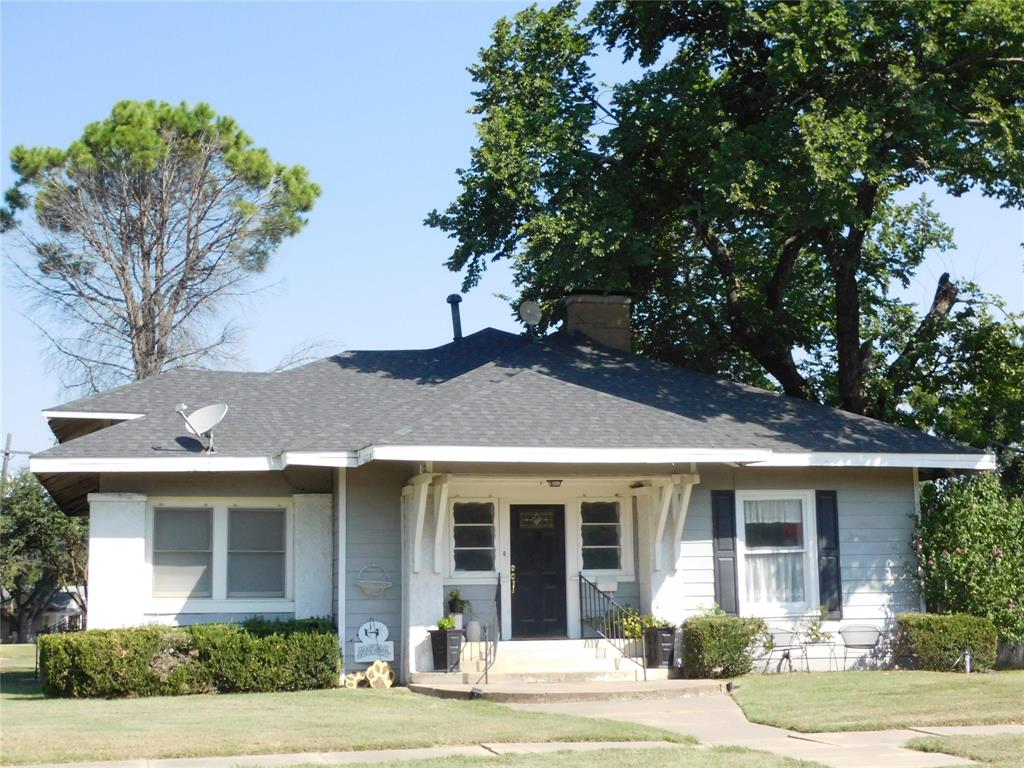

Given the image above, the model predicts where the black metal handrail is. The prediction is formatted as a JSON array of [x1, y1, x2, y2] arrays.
[[35, 611, 87, 676], [477, 573, 501, 685], [578, 573, 646, 680]]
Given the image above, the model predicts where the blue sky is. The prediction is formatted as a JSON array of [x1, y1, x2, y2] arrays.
[[2, 1, 1022, 465]]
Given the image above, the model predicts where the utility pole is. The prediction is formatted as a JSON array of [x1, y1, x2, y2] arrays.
[[1, 432, 12, 497], [1, 433, 34, 498]]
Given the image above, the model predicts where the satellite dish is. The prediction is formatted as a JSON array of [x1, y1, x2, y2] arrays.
[[175, 403, 228, 454], [519, 300, 542, 327]]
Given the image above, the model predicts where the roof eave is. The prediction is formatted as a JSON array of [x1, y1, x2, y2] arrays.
[[30, 446, 996, 474]]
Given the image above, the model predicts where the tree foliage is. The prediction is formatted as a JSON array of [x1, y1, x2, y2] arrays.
[[0, 470, 87, 640], [428, 0, 1024, 458], [2, 100, 321, 391], [916, 473, 1024, 642]]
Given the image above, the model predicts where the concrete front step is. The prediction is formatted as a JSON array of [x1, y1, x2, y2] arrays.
[[410, 668, 669, 685], [409, 678, 725, 703]]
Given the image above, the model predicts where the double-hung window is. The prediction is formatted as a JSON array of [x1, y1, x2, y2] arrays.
[[228, 508, 286, 598], [152, 507, 213, 597], [452, 501, 496, 573], [580, 501, 621, 571], [736, 491, 816, 616]]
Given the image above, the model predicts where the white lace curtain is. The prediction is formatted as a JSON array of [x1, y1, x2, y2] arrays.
[[744, 498, 802, 524], [744, 499, 805, 604]]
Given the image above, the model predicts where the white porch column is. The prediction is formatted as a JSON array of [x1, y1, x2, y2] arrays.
[[334, 469, 347, 673], [86, 493, 147, 628], [400, 476, 444, 681], [637, 473, 700, 622], [293, 493, 333, 618]]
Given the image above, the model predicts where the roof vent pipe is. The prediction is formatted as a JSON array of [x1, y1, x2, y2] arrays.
[[446, 294, 463, 341]]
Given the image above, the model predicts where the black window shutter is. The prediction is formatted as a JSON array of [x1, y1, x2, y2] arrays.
[[815, 490, 843, 619], [711, 491, 739, 616]]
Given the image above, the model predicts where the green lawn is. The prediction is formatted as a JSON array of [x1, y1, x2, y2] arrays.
[[732, 671, 1024, 732], [0, 644, 689, 766], [247, 746, 827, 768], [908, 734, 1024, 768]]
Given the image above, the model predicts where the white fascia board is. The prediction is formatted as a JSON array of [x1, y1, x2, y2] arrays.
[[30, 455, 283, 473], [361, 445, 774, 465], [43, 411, 144, 421], [745, 452, 997, 470], [280, 451, 359, 468]]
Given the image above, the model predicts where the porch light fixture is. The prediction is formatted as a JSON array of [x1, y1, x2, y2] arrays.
[[546, 479, 563, 487]]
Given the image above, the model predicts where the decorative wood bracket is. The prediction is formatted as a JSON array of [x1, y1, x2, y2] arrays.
[[432, 474, 449, 574], [653, 473, 700, 572], [671, 474, 700, 573], [409, 474, 432, 574]]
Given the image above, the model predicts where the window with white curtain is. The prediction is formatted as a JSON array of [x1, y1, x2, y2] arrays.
[[153, 508, 213, 597], [228, 508, 286, 597], [737, 492, 816, 615]]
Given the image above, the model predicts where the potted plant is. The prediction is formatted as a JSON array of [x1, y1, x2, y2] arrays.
[[642, 616, 677, 669], [447, 589, 470, 630], [429, 616, 464, 672]]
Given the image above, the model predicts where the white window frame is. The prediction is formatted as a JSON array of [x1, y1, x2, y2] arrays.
[[447, 497, 499, 582], [151, 506, 214, 598], [575, 497, 634, 580], [735, 490, 819, 618], [227, 507, 288, 599], [145, 497, 294, 613]]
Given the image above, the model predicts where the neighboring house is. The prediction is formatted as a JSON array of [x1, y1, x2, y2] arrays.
[[30, 294, 993, 679]]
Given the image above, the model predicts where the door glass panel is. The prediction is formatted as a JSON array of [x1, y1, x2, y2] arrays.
[[519, 509, 554, 528]]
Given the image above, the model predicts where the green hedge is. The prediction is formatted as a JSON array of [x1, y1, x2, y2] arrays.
[[894, 612, 998, 671], [682, 615, 766, 678], [242, 616, 336, 637], [38, 622, 340, 698]]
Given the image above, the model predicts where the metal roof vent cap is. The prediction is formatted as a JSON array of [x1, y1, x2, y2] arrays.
[[446, 294, 463, 341]]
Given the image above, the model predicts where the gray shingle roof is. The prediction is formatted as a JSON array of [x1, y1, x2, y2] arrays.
[[35, 327, 983, 460]]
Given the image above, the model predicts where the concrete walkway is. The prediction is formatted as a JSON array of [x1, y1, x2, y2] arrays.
[[509, 693, 1024, 768]]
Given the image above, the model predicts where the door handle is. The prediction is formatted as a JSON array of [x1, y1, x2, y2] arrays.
[[510, 564, 517, 594]]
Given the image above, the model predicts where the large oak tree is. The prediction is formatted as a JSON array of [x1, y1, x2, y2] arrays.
[[428, 0, 1024, 464]]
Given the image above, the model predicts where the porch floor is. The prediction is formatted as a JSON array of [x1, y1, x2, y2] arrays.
[[408, 678, 726, 703]]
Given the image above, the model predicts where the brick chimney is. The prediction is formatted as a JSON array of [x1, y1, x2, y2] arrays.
[[564, 293, 632, 352]]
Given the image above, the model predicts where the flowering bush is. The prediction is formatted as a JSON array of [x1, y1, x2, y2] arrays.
[[916, 473, 1024, 642]]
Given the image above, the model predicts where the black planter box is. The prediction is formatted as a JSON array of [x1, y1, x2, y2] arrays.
[[429, 629, 464, 672], [644, 626, 675, 668]]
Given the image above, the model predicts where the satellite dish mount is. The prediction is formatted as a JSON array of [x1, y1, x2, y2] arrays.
[[175, 403, 229, 454], [519, 300, 543, 340]]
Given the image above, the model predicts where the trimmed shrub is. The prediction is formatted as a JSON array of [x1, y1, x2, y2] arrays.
[[894, 612, 998, 671], [682, 615, 766, 678], [242, 616, 336, 637], [39, 622, 340, 698]]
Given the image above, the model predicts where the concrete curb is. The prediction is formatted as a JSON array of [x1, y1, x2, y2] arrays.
[[1, 742, 691, 768]]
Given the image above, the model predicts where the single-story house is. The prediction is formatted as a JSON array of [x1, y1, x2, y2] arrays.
[[30, 294, 994, 679]]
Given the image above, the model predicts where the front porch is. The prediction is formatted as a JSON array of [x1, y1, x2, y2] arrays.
[[398, 470, 700, 681]]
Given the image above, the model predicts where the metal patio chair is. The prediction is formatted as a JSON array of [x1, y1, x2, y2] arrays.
[[838, 624, 881, 670], [762, 627, 805, 673]]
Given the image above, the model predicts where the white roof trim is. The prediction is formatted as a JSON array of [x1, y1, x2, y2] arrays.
[[29, 447, 996, 474], [280, 451, 359, 468], [43, 411, 144, 421], [30, 456, 283, 473], [744, 452, 996, 470], [360, 445, 774, 465]]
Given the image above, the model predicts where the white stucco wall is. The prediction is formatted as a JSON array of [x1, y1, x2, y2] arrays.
[[293, 494, 334, 619], [87, 493, 148, 628]]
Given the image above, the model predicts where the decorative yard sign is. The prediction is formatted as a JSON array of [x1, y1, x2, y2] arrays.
[[353, 619, 394, 662]]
